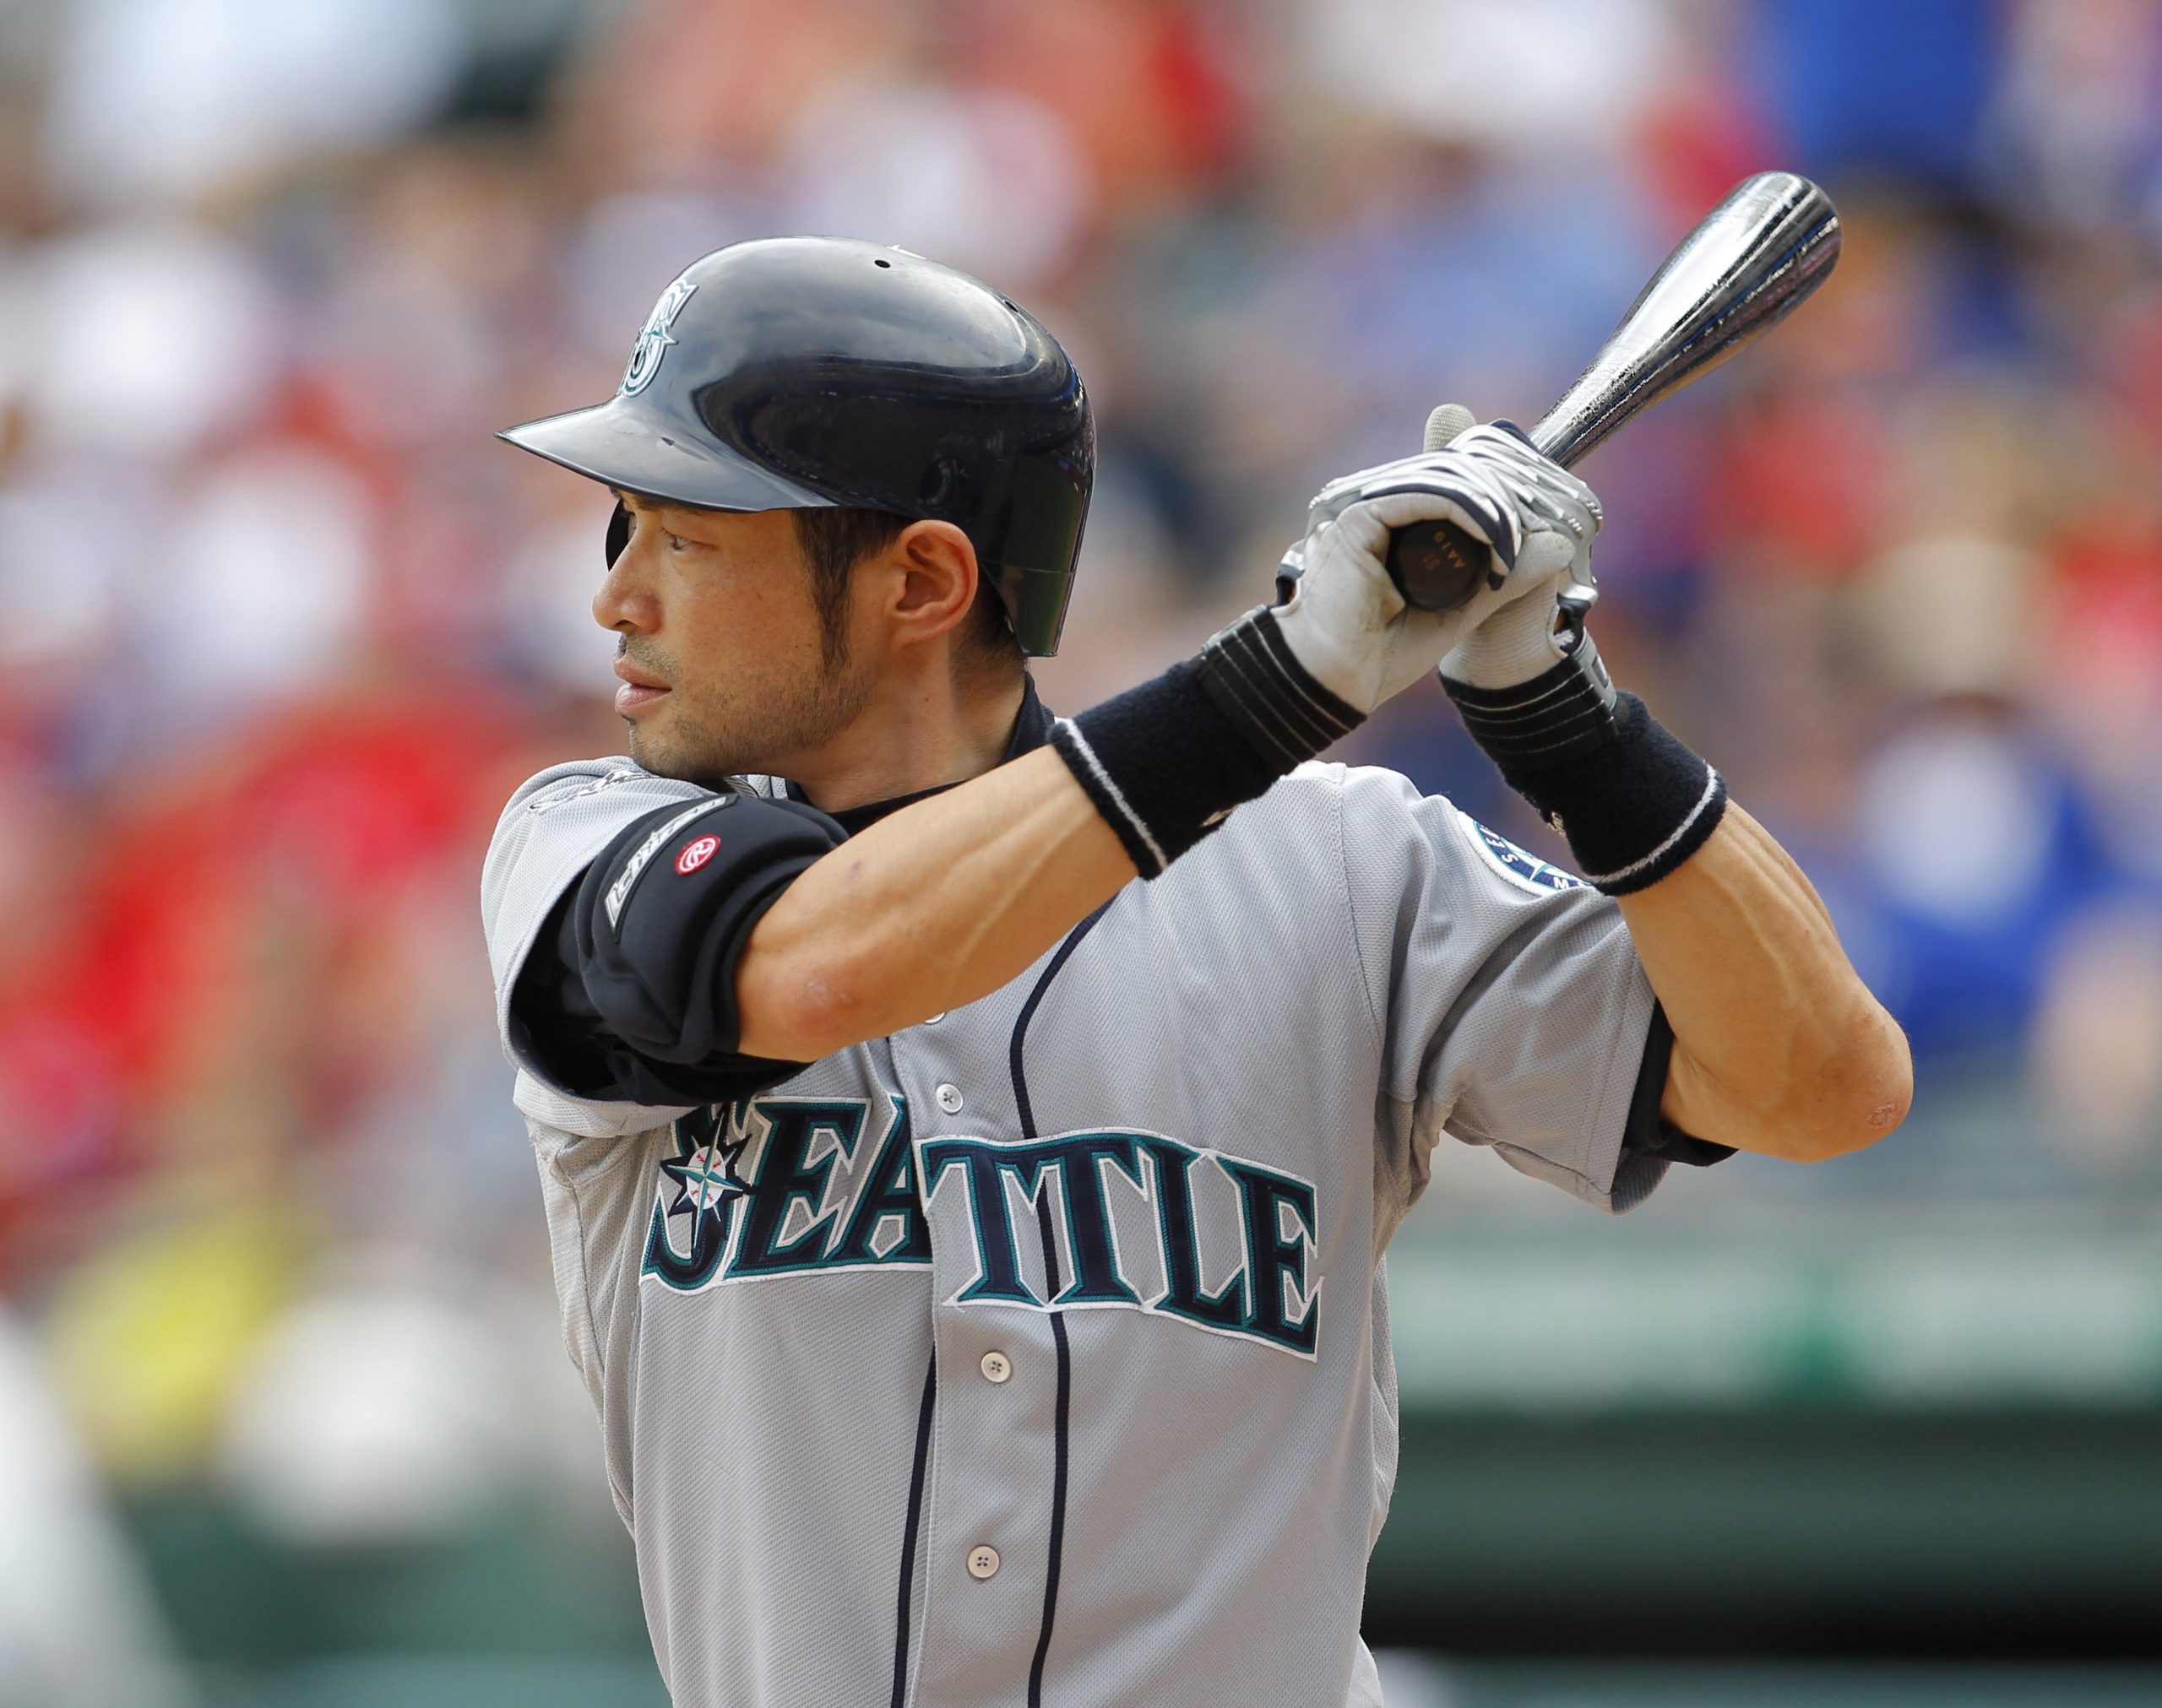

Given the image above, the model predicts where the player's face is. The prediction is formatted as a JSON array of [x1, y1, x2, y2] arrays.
[[595, 498, 874, 784]]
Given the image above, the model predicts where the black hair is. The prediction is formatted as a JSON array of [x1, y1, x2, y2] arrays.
[[791, 508, 1022, 676]]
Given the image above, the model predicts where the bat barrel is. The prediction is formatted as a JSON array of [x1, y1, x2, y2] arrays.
[[1529, 172, 1841, 468], [1385, 172, 1839, 613]]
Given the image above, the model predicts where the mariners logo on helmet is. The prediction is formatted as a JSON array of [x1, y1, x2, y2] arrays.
[[620, 274, 698, 397]]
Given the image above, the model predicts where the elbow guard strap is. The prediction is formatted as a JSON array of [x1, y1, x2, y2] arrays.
[[569, 791, 845, 1063]]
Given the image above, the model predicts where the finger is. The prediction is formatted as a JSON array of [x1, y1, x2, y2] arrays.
[[1358, 463, 1521, 552], [1449, 427, 1601, 523], [1422, 403, 1477, 451], [1355, 469, 1510, 536], [1308, 447, 1426, 518], [1351, 483, 1522, 571], [1365, 443, 1536, 504], [1453, 420, 1543, 458], [1323, 435, 1509, 512], [1511, 529, 1579, 583], [1361, 463, 1518, 534], [1307, 467, 1386, 529], [1447, 448, 1594, 540]]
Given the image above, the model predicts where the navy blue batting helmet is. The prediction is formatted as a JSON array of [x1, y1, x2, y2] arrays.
[[498, 236, 1095, 657]]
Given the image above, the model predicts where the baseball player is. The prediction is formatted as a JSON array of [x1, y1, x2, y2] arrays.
[[482, 238, 1909, 1706]]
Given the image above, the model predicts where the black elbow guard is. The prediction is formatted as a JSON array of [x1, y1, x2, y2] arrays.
[[569, 790, 846, 1065]]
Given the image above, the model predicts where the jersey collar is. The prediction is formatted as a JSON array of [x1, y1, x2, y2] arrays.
[[787, 676, 1055, 837]]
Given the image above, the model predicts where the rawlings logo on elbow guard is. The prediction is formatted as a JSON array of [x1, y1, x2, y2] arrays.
[[676, 835, 720, 875], [606, 800, 731, 930]]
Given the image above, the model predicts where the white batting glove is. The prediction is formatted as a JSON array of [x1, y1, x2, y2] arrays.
[[1426, 422, 1604, 691], [1428, 419, 1627, 801], [1274, 423, 1604, 714]]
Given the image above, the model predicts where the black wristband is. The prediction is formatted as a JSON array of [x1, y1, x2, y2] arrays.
[[1477, 691, 1727, 895], [1443, 630, 1622, 771], [1192, 605, 1365, 772], [1051, 606, 1362, 877]]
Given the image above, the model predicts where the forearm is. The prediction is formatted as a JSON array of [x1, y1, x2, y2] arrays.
[[736, 748, 1135, 1060], [736, 430, 1552, 1065], [1390, 412, 1909, 1162], [1616, 804, 1911, 1159]]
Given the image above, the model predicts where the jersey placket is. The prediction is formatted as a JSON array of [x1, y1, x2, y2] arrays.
[[890, 917, 1099, 1708]]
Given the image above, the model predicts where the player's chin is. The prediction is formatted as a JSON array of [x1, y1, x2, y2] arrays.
[[622, 718, 677, 774], [627, 718, 749, 787]]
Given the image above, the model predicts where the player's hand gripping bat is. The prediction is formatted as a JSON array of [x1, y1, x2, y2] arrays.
[[1385, 171, 1842, 610]]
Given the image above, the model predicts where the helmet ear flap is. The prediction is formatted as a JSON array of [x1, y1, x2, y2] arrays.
[[500, 237, 1092, 655], [605, 501, 631, 568]]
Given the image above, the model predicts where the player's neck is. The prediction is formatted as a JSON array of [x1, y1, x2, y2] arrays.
[[785, 667, 1026, 816]]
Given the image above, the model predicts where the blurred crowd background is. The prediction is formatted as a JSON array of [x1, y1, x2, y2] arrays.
[[0, 0, 2158, 1704]]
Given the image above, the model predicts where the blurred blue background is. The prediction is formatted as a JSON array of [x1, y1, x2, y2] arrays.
[[0, 0, 2158, 1703]]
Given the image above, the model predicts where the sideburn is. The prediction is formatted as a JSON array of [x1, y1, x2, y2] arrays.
[[793, 508, 913, 670]]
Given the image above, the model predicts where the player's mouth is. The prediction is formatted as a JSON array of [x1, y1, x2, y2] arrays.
[[614, 658, 671, 716]]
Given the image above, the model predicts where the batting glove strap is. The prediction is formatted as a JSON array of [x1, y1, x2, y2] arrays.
[[1051, 609, 1363, 878], [1491, 691, 1729, 896], [1442, 627, 1622, 771]]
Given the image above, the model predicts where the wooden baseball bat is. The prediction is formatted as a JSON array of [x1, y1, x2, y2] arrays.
[[1385, 171, 1843, 610]]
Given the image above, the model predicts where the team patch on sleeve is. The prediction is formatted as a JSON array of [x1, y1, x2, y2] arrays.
[[1454, 808, 1586, 896]]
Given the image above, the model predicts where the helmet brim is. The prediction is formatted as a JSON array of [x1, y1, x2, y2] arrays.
[[499, 386, 1074, 655], [497, 394, 839, 514]]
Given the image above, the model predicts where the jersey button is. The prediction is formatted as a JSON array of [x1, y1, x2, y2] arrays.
[[924, 1012, 947, 1026], [966, 1545, 1000, 1581], [980, 1350, 1012, 1384], [935, 1083, 964, 1114]]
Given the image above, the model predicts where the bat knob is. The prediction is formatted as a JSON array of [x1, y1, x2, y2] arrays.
[[1385, 519, 1487, 611], [1385, 401, 1488, 610]]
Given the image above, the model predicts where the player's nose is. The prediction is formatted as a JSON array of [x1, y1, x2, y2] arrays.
[[593, 547, 661, 636]]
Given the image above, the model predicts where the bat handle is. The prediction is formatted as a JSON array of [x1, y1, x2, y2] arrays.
[[1385, 521, 1487, 612], [1384, 402, 1490, 611]]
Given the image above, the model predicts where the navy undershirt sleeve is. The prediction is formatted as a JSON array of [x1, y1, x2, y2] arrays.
[[1620, 1001, 1736, 1170]]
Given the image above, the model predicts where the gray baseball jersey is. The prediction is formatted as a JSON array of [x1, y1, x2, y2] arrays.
[[481, 707, 1675, 1706]]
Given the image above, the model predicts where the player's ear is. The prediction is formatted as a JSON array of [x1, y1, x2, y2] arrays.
[[883, 520, 980, 650]]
